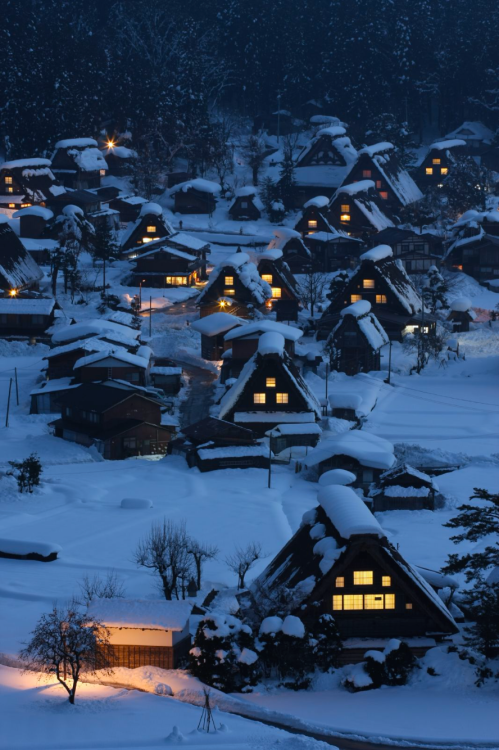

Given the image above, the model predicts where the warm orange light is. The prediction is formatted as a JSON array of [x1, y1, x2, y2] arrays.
[[9, 289, 17, 297], [106, 140, 116, 149], [219, 300, 227, 308]]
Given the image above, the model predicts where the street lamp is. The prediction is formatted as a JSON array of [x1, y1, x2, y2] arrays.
[[139, 279, 146, 308]]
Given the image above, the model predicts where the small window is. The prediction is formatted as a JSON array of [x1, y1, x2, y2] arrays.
[[266, 377, 276, 388], [340, 213, 350, 222], [379, 191, 389, 200], [375, 180, 382, 189], [382, 576, 391, 587], [261, 274, 273, 283], [364, 594, 384, 610], [66, 407, 73, 417], [225, 276, 234, 285], [385, 594, 395, 609], [6, 186, 13, 193], [332, 595, 343, 610], [440, 167, 448, 175], [271, 287, 281, 298], [343, 594, 364, 610], [99, 169, 106, 176], [350, 294, 362, 303], [406, 603, 413, 610], [354, 571, 373, 585], [4, 176, 12, 185], [147, 225, 157, 233], [21, 203, 31, 208], [253, 393, 266, 404], [123, 436, 137, 449], [432, 158, 441, 165], [335, 576, 345, 588], [363, 279, 375, 289], [425, 167, 433, 175], [376, 294, 387, 304], [276, 393, 288, 404], [308, 219, 318, 229], [240, 201, 248, 208], [224, 289, 235, 296], [362, 170, 372, 178], [8, 203, 15, 208], [340, 204, 350, 213]]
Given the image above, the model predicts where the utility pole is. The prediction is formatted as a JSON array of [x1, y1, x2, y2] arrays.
[[325, 361, 329, 401], [14, 367, 19, 405], [268, 433, 273, 489], [5, 378, 12, 427], [386, 341, 392, 385], [149, 296, 152, 338]]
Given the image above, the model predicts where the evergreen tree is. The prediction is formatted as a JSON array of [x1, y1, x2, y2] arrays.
[[278, 143, 296, 211], [310, 614, 343, 671], [260, 177, 278, 218], [442, 157, 491, 219], [459, 580, 499, 660], [327, 271, 350, 303], [93, 222, 119, 299], [422, 266, 449, 314]]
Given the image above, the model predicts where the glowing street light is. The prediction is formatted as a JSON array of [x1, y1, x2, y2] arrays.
[[9, 289, 17, 297]]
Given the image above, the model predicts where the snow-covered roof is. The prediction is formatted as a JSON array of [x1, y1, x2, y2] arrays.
[[197, 444, 270, 460], [445, 121, 494, 144], [30, 377, 80, 396], [44, 336, 121, 360], [224, 320, 302, 343], [104, 310, 136, 328], [366, 149, 423, 206], [0, 223, 44, 289], [13, 206, 54, 221], [294, 165, 348, 188], [318, 468, 356, 487], [0, 538, 62, 557], [167, 232, 209, 252], [1, 158, 52, 170], [316, 126, 347, 138], [429, 139, 466, 152], [0, 297, 55, 315], [55, 138, 98, 149], [88, 599, 192, 631], [450, 297, 472, 312], [197, 253, 271, 306], [354, 198, 395, 232], [359, 142, 394, 157], [258, 331, 285, 355], [328, 393, 363, 410], [340, 299, 371, 318], [360, 245, 393, 262], [190, 312, 244, 337], [51, 319, 140, 345], [303, 431, 395, 470], [415, 566, 459, 591], [104, 146, 137, 159], [268, 423, 322, 436], [336, 301, 389, 351], [258, 248, 283, 262], [170, 178, 221, 195], [304, 195, 330, 209], [150, 366, 182, 376], [319, 485, 385, 539], [73, 349, 149, 370], [337, 180, 375, 196], [235, 186, 258, 197], [140, 202, 163, 217], [134, 245, 196, 262]]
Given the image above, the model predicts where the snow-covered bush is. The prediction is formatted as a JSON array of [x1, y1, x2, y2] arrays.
[[257, 615, 313, 689], [310, 614, 343, 671], [343, 640, 417, 692]]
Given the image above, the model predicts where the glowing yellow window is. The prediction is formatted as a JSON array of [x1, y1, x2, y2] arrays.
[[364, 594, 385, 610], [6, 187, 13, 193], [432, 158, 441, 165], [266, 377, 276, 388], [335, 576, 345, 588], [426, 167, 433, 175], [406, 603, 413, 610], [225, 276, 234, 285], [21, 203, 31, 208], [333, 595, 343, 610], [308, 220, 318, 229], [340, 213, 351, 222], [382, 576, 391, 587], [224, 289, 235, 296], [261, 274, 273, 283], [276, 393, 289, 404], [5, 176, 12, 184], [8, 203, 15, 208], [100, 169, 106, 176], [350, 294, 362, 303], [147, 225, 157, 233], [376, 294, 387, 304], [385, 594, 395, 609], [271, 287, 281, 299], [441, 167, 448, 175], [341, 204, 350, 213], [253, 393, 266, 404], [363, 279, 375, 289], [353, 571, 373, 585], [362, 170, 372, 178], [166, 277, 172, 284], [343, 595, 364, 610], [379, 191, 389, 200]]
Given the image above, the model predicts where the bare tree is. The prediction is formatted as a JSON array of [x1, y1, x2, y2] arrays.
[[209, 118, 235, 193], [188, 540, 219, 591], [225, 542, 264, 589], [19, 604, 111, 705], [134, 519, 192, 600], [240, 135, 267, 185], [77, 571, 126, 606], [299, 271, 329, 318]]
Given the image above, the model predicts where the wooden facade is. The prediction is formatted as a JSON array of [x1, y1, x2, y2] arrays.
[[327, 183, 394, 240], [190, 312, 244, 361], [415, 141, 465, 189], [329, 304, 388, 376], [0, 158, 64, 213], [171, 182, 220, 215], [294, 200, 332, 236], [50, 138, 107, 190], [0, 297, 56, 340], [196, 254, 271, 319], [305, 232, 364, 272], [121, 209, 172, 253], [109, 195, 148, 223], [76, 354, 148, 386], [169, 417, 263, 471], [445, 233, 499, 282], [373, 228, 443, 273], [228, 190, 263, 221], [257, 254, 300, 321], [105, 638, 191, 669], [130, 246, 201, 288], [221, 322, 301, 382]]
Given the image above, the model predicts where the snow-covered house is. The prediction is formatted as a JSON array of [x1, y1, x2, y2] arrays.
[[444, 121, 494, 155], [370, 463, 438, 512], [447, 297, 476, 332], [109, 194, 149, 223], [327, 181, 395, 239], [13, 206, 54, 240], [253, 485, 457, 651], [218, 331, 321, 435], [196, 251, 272, 319], [342, 143, 422, 212], [266, 422, 322, 455], [120, 203, 173, 254], [102, 145, 137, 175], [51, 319, 141, 347], [0, 218, 44, 294], [229, 186, 263, 221], [257, 249, 301, 321], [293, 128, 358, 207], [51, 138, 108, 190], [266, 228, 312, 274], [372, 228, 443, 273], [190, 312, 245, 361], [443, 212, 499, 281], [294, 195, 332, 235], [170, 178, 221, 214], [129, 245, 202, 288], [44, 335, 140, 380], [73, 347, 151, 386], [328, 300, 389, 376], [222, 320, 303, 381], [148, 359, 182, 395], [320, 245, 431, 341], [88, 599, 193, 669], [302, 430, 395, 489], [416, 140, 466, 189], [304, 230, 364, 272], [0, 158, 65, 215], [0, 296, 57, 340]]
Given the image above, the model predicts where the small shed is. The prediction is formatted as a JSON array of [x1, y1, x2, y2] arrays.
[[30, 378, 80, 414], [329, 300, 389, 376], [149, 363, 183, 394], [267, 422, 322, 454], [190, 312, 244, 360], [370, 464, 438, 512], [196, 443, 271, 472], [120, 203, 173, 253], [73, 349, 150, 386], [13, 206, 54, 239], [0, 296, 56, 340], [169, 416, 260, 471], [170, 178, 221, 214], [447, 297, 476, 332], [229, 187, 263, 221], [88, 599, 193, 669]]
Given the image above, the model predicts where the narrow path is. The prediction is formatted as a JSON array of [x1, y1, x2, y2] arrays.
[[178, 362, 217, 428]]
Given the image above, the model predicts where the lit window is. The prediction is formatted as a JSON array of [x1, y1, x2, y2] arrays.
[[266, 377, 276, 388], [343, 595, 364, 610], [335, 577, 345, 588], [225, 276, 234, 285], [21, 203, 31, 208], [432, 158, 441, 165], [379, 191, 389, 200], [364, 594, 385, 610], [99, 169, 106, 176], [340, 204, 350, 213], [376, 294, 387, 304], [333, 595, 343, 610], [350, 294, 362, 303], [441, 167, 448, 175], [6, 187, 13, 193], [166, 277, 172, 284], [308, 219, 318, 229], [363, 279, 375, 289], [353, 571, 373, 585], [253, 393, 266, 404], [224, 289, 235, 296], [147, 225, 157, 233], [8, 203, 15, 208], [276, 393, 289, 404], [271, 287, 281, 298], [385, 594, 395, 609], [375, 180, 382, 189], [261, 274, 273, 283], [362, 170, 372, 178], [406, 603, 413, 610], [340, 213, 351, 222], [425, 167, 433, 175], [382, 576, 391, 587], [5, 176, 12, 184]]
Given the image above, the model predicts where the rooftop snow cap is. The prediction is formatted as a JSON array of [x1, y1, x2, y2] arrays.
[[341, 300, 371, 318], [304, 195, 330, 209], [318, 469, 356, 487], [139, 202, 163, 217], [1, 157, 52, 170], [337, 180, 375, 196], [430, 139, 466, 151], [318, 485, 385, 539], [360, 245, 393, 262], [359, 142, 394, 157], [258, 331, 285, 356], [450, 297, 472, 312]]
